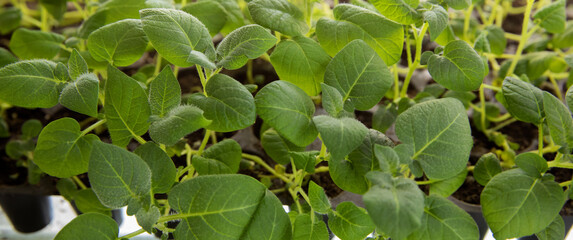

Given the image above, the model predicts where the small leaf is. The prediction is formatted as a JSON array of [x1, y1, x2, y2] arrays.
[[328, 202, 375, 240], [149, 66, 181, 118], [290, 151, 319, 173], [372, 103, 398, 132], [68, 49, 89, 80], [543, 92, 573, 153], [248, 0, 308, 36], [321, 83, 345, 117], [313, 115, 368, 160], [216, 24, 276, 70], [0, 47, 18, 68], [140, 8, 214, 67], [74, 189, 112, 216], [134, 142, 177, 194], [181, 0, 227, 36], [54, 213, 118, 240], [533, 0, 566, 34], [59, 73, 100, 117], [515, 152, 548, 177], [270, 37, 331, 96], [187, 50, 217, 69], [502, 77, 544, 124], [364, 172, 425, 240], [56, 178, 78, 201], [34, 118, 99, 178], [261, 128, 305, 165], [87, 19, 148, 67], [21, 119, 42, 140], [136, 205, 161, 233], [194, 139, 242, 175], [212, 0, 246, 35], [428, 40, 485, 91], [429, 168, 467, 197], [89, 141, 152, 209], [484, 25, 506, 55], [536, 215, 565, 240], [104, 66, 150, 147], [0, 8, 22, 34], [553, 21, 573, 49], [473, 153, 502, 186], [292, 213, 329, 240], [9, 28, 64, 59], [370, 0, 421, 25], [256, 81, 318, 147], [39, 0, 67, 20], [308, 181, 331, 214], [374, 145, 400, 175], [149, 105, 211, 146], [324, 39, 393, 110], [423, 4, 448, 41], [444, 0, 470, 10]]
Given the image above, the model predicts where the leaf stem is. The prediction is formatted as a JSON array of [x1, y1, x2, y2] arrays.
[[120, 228, 146, 239], [479, 84, 488, 136], [196, 129, 211, 156], [548, 74, 563, 101], [72, 176, 87, 190], [80, 119, 106, 136], [247, 59, 254, 84], [133, 135, 147, 144], [400, 23, 428, 98], [153, 55, 162, 77], [297, 188, 314, 221], [463, 4, 475, 42], [481, 83, 501, 91], [392, 65, 400, 99], [416, 179, 439, 185], [185, 143, 194, 177], [196, 65, 207, 94], [538, 122, 544, 156], [490, 118, 517, 132], [560, 180, 571, 187], [71, 1, 87, 20], [40, 6, 49, 32], [242, 153, 292, 183], [505, 0, 535, 77]]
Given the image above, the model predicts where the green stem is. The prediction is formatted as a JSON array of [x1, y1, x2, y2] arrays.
[[490, 118, 517, 132], [482, 83, 501, 91], [154, 55, 162, 77], [242, 153, 292, 183], [196, 129, 211, 156], [40, 6, 49, 32], [505, 0, 535, 77], [247, 60, 254, 84], [71, 1, 87, 20], [393, 65, 400, 99], [133, 135, 147, 144], [548, 161, 573, 169], [488, 113, 511, 122], [416, 179, 440, 185], [538, 122, 544, 156], [185, 144, 194, 177], [560, 180, 572, 187], [314, 166, 329, 173], [297, 188, 315, 221], [72, 176, 87, 190], [463, 4, 475, 42], [196, 65, 207, 94], [548, 74, 563, 101], [400, 23, 428, 98], [181, 0, 187, 6], [479, 84, 488, 136], [81, 119, 106, 136], [120, 228, 146, 239]]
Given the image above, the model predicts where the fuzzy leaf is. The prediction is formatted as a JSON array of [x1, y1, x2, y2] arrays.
[[54, 213, 118, 240], [134, 142, 176, 194], [473, 153, 502, 186], [181, 1, 227, 36], [515, 152, 549, 177], [444, 0, 470, 10], [149, 66, 181, 118], [74, 189, 111, 216], [313, 115, 368, 160], [328, 202, 375, 240], [292, 213, 329, 240], [370, 0, 421, 25], [429, 168, 467, 197], [502, 77, 544, 124], [543, 92, 573, 153], [216, 24, 276, 70], [87, 19, 148, 66], [9, 28, 64, 59], [536, 215, 565, 240], [533, 0, 566, 33], [308, 181, 331, 214], [59, 73, 100, 117], [423, 4, 448, 41], [194, 139, 242, 175], [136, 205, 160, 233], [68, 49, 89, 80], [428, 40, 485, 91], [149, 105, 211, 146], [187, 50, 217, 69], [261, 129, 304, 165], [248, 0, 308, 36]]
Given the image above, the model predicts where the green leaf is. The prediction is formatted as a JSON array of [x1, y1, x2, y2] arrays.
[[502, 76, 544, 124], [553, 21, 573, 49], [0, 118, 9, 138], [536, 215, 565, 240], [194, 139, 242, 175], [149, 66, 181, 117], [104, 66, 150, 147], [395, 98, 473, 179], [169, 174, 291, 239], [187, 50, 217, 69], [316, 4, 404, 65], [270, 36, 331, 96], [181, 0, 227, 36], [9, 28, 64, 60], [313, 115, 368, 160], [321, 83, 345, 118], [567, 84, 573, 111], [423, 4, 448, 41], [482, 169, 565, 239], [56, 178, 78, 201], [74, 189, 112, 216], [256, 81, 318, 147], [435, 25, 456, 46], [248, 0, 308, 36], [444, 0, 470, 10], [331, 129, 394, 194], [21, 119, 42, 140], [0, 60, 68, 108], [136, 205, 161, 233], [543, 91, 573, 153], [39, 0, 66, 20], [364, 172, 425, 240], [515, 152, 548, 177], [134, 142, 177, 194], [87, 19, 148, 67], [89, 141, 152, 209], [59, 73, 100, 117], [34, 118, 99, 178], [292, 213, 329, 240], [0, 48, 18, 68], [0, 8, 22, 34], [533, 0, 566, 34], [428, 40, 485, 91], [429, 168, 467, 197], [473, 152, 502, 186], [324, 40, 392, 111], [210, 0, 245, 35], [140, 8, 214, 67], [328, 202, 375, 240], [484, 25, 506, 55], [79, 0, 156, 38], [149, 105, 211, 146], [374, 145, 400, 175], [191, 74, 255, 132], [370, 0, 421, 25], [290, 151, 319, 173], [308, 181, 331, 214], [216, 24, 276, 70], [406, 195, 479, 240], [261, 128, 304, 165], [54, 213, 118, 240], [68, 49, 89, 80], [372, 103, 398, 132]]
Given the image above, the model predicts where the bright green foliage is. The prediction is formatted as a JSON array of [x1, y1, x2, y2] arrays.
[[87, 19, 148, 67], [292, 213, 329, 240], [427, 40, 485, 91], [9, 28, 64, 59], [191, 74, 255, 132], [39, 0, 67, 20], [181, 1, 227, 36], [395, 98, 472, 179], [140, 8, 214, 67], [149, 67, 181, 118], [68, 50, 89, 80], [34, 118, 98, 178], [324, 39, 393, 110], [194, 139, 242, 175], [364, 172, 425, 240], [136, 205, 161, 233], [74, 189, 112, 216], [483, 25, 507, 55], [543, 92, 573, 153], [0, 8, 21, 34], [567, 84, 573, 111], [533, 0, 566, 33], [536, 215, 565, 240], [256, 81, 318, 147], [149, 105, 211, 146], [444, 0, 470, 10], [406, 195, 479, 240], [328, 202, 375, 240], [134, 143, 176, 194], [270, 36, 331, 96], [59, 73, 100, 117], [370, 0, 421, 25], [515, 152, 548, 177], [187, 50, 217, 69], [473, 153, 502, 186], [313, 115, 368, 160], [79, 0, 151, 37], [56, 179, 77, 201], [291, 151, 319, 173], [429, 168, 467, 197], [261, 129, 304, 165], [216, 24, 276, 70], [104, 66, 150, 147], [248, 0, 308, 36], [0, 48, 18, 68], [0, 60, 68, 108], [308, 181, 331, 214], [54, 213, 118, 240], [321, 83, 346, 118], [169, 175, 291, 239], [374, 145, 400, 175], [482, 169, 565, 239], [89, 141, 152, 209], [502, 77, 544, 124], [423, 4, 448, 41], [553, 21, 573, 49], [21, 119, 42, 140], [316, 4, 404, 65]]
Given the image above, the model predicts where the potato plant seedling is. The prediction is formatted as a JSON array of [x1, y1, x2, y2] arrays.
[[0, 0, 572, 239]]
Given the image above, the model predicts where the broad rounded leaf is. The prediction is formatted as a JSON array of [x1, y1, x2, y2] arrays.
[[328, 202, 375, 240], [536, 215, 565, 240], [0, 47, 18, 68], [59, 73, 100, 117], [149, 105, 211, 146], [543, 92, 573, 154], [533, 0, 566, 34], [9, 28, 64, 59], [321, 83, 346, 118], [444, 0, 470, 10], [169, 174, 291, 239], [292, 213, 329, 240], [54, 213, 118, 240], [181, 1, 227, 36], [34, 118, 98, 178], [140, 8, 214, 67], [473, 153, 502, 186], [316, 4, 404, 65], [270, 36, 331, 96], [248, 0, 308, 36], [78, 0, 152, 38], [149, 66, 181, 118], [308, 181, 331, 214], [515, 152, 548, 177], [89, 141, 152, 209], [484, 25, 507, 55], [261, 128, 304, 165], [68, 49, 89, 80], [313, 115, 368, 160], [324, 39, 392, 110], [255, 81, 318, 147], [216, 24, 276, 70], [395, 98, 472, 179], [429, 168, 467, 197], [482, 169, 565, 239], [428, 40, 485, 91], [0, 8, 21, 35], [371, 0, 421, 25], [423, 4, 448, 41], [502, 77, 544, 124], [74, 189, 112, 216], [194, 139, 242, 175], [187, 50, 217, 69], [134, 142, 177, 194], [136, 205, 161, 233], [87, 19, 148, 67], [0, 60, 68, 108]]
